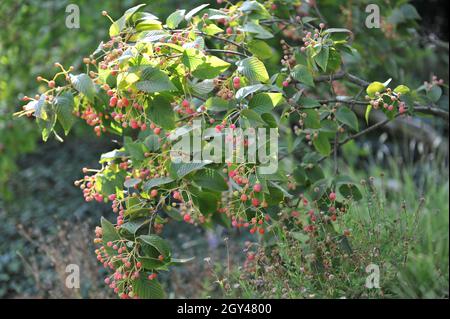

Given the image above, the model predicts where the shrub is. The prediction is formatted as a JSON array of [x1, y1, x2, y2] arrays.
[[15, 1, 447, 298]]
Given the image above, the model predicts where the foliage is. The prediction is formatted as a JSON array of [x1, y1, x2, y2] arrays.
[[219, 162, 449, 298], [14, 1, 448, 298]]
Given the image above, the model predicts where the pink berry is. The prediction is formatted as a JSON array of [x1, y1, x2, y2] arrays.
[[253, 183, 262, 193], [329, 192, 336, 201]]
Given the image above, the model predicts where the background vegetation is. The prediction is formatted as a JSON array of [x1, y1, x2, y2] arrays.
[[0, 0, 448, 298]]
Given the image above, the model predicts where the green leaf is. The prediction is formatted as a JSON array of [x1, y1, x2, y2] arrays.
[[249, 93, 283, 114], [366, 81, 385, 98], [189, 79, 215, 95], [298, 97, 320, 108], [394, 85, 410, 95], [182, 48, 206, 71], [101, 217, 120, 255], [247, 40, 272, 60], [142, 177, 174, 191], [237, 57, 269, 83], [70, 73, 96, 100], [338, 183, 362, 201], [132, 276, 164, 299], [146, 95, 175, 130], [120, 218, 149, 235], [138, 234, 171, 258], [313, 132, 331, 156], [192, 55, 230, 80], [205, 97, 234, 111], [365, 104, 372, 124], [144, 133, 160, 151], [124, 137, 146, 161], [241, 109, 265, 124], [315, 46, 329, 72], [204, 24, 223, 36], [170, 257, 195, 265], [124, 178, 141, 188], [166, 9, 185, 29], [171, 161, 212, 178], [192, 168, 228, 191], [241, 21, 273, 39], [336, 106, 359, 131], [54, 92, 75, 135], [136, 67, 177, 93], [185, 4, 210, 21], [261, 113, 278, 128], [235, 84, 271, 100], [427, 85, 442, 103], [291, 65, 315, 87], [303, 109, 321, 129], [32, 94, 47, 119]]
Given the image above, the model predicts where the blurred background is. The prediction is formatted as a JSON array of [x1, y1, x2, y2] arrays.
[[0, 0, 448, 298]]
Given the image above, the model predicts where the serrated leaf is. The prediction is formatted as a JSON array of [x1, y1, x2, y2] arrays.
[[315, 46, 329, 72], [249, 93, 283, 114], [185, 4, 210, 21], [336, 106, 359, 131], [101, 217, 120, 255], [146, 95, 175, 129], [54, 92, 75, 135], [241, 109, 265, 124], [261, 113, 278, 128], [192, 56, 230, 80], [142, 177, 174, 191], [247, 39, 272, 60], [313, 132, 331, 156], [70, 73, 96, 100], [303, 109, 321, 129], [136, 67, 176, 93], [204, 23, 223, 36], [182, 48, 206, 71], [138, 234, 171, 257], [132, 276, 164, 299], [291, 65, 315, 87], [241, 21, 273, 39], [237, 57, 269, 83], [171, 161, 212, 178], [192, 168, 228, 191], [124, 178, 141, 188], [166, 9, 185, 29]]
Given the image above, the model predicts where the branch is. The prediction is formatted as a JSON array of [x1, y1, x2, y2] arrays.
[[204, 49, 249, 58]]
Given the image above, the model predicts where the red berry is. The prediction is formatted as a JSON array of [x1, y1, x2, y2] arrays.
[[184, 214, 191, 222], [109, 96, 118, 107], [226, 27, 233, 35], [282, 80, 289, 87], [329, 192, 336, 201], [253, 183, 262, 193], [251, 198, 260, 207], [240, 194, 248, 202], [121, 97, 129, 107], [153, 127, 161, 135], [182, 99, 190, 108], [150, 189, 158, 198]]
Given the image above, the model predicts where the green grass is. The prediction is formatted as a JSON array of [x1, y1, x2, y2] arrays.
[[215, 160, 449, 299]]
